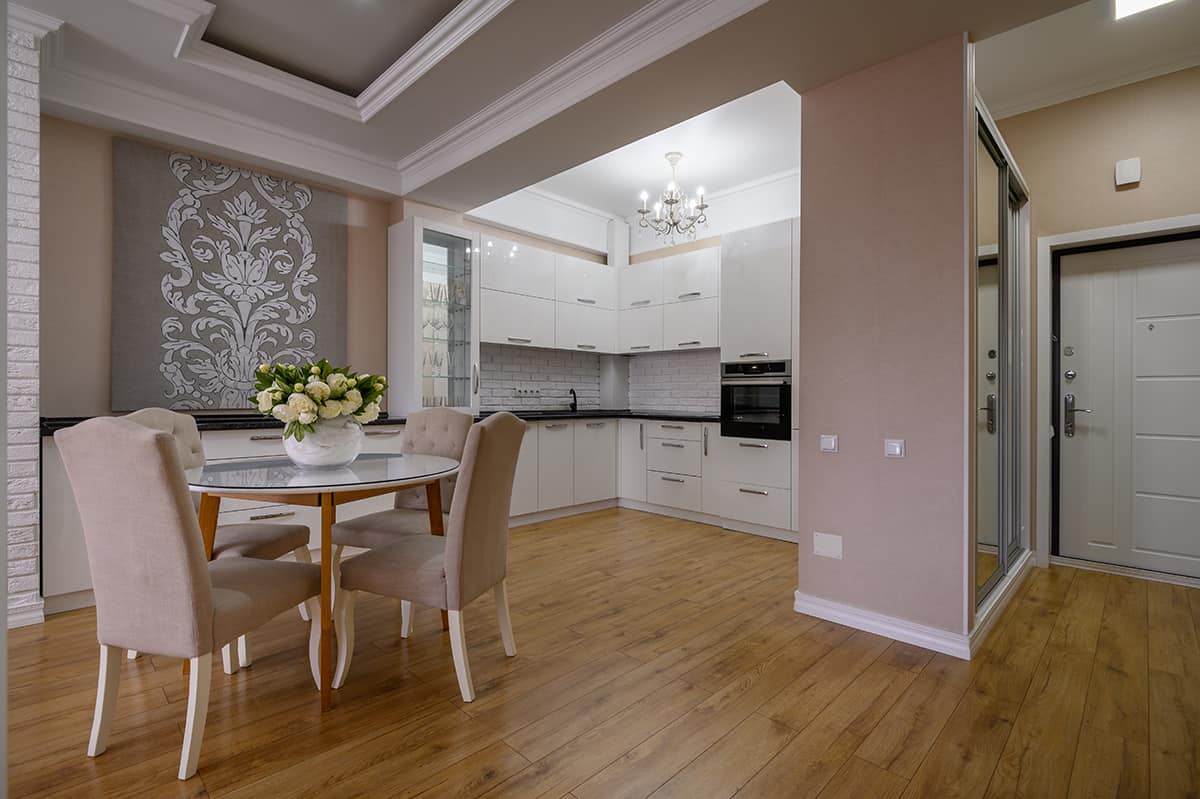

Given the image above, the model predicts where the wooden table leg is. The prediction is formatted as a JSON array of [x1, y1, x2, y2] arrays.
[[197, 493, 221, 559], [320, 492, 335, 712], [426, 480, 449, 631]]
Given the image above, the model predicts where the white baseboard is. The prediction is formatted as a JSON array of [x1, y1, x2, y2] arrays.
[[792, 591, 971, 660], [617, 499, 798, 543], [970, 549, 1034, 657], [44, 589, 96, 616], [509, 499, 618, 527], [9, 603, 46, 628], [1050, 555, 1200, 589]]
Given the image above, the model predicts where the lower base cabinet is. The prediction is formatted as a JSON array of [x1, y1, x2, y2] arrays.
[[574, 419, 617, 504], [706, 481, 792, 529], [537, 421, 575, 511], [646, 471, 703, 511], [510, 424, 539, 516], [617, 420, 646, 502]]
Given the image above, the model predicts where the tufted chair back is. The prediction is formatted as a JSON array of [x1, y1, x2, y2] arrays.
[[393, 407, 474, 511], [124, 408, 207, 469]]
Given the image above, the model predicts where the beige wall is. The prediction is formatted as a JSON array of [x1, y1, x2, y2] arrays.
[[797, 35, 969, 634], [997, 65, 1200, 238], [40, 116, 390, 417]]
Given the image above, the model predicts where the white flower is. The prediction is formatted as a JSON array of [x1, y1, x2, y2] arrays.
[[305, 380, 331, 402], [341, 389, 363, 414], [288, 392, 317, 416], [256, 389, 274, 413], [273, 391, 283, 402], [318, 401, 343, 419], [354, 402, 380, 424], [310, 365, 321, 375], [293, 383, 305, 392], [272, 404, 297, 424], [298, 411, 317, 425], [258, 363, 270, 373], [347, 378, 358, 388], [327, 373, 348, 394]]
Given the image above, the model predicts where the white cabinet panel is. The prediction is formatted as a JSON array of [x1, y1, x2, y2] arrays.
[[556, 254, 617, 309], [709, 436, 791, 489], [721, 220, 793, 362], [510, 423, 539, 516], [647, 421, 703, 441], [42, 438, 90, 597], [646, 471, 703, 511], [618, 419, 646, 502], [662, 247, 719, 302], [618, 305, 663, 353], [555, 302, 617, 354], [481, 236, 556, 299], [537, 421, 575, 510], [481, 289, 556, 348], [360, 425, 406, 453], [647, 438, 703, 477], [663, 297, 718, 350], [618, 259, 663, 308], [708, 482, 792, 529], [201, 429, 287, 460], [574, 420, 617, 503]]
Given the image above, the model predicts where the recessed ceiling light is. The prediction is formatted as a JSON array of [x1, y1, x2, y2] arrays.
[[1114, 0, 1176, 19]]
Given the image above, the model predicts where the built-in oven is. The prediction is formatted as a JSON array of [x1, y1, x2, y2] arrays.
[[720, 361, 791, 441]]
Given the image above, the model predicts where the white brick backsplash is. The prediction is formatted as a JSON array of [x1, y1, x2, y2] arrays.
[[628, 349, 720, 415], [479, 343, 601, 413], [8, 31, 43, 624]]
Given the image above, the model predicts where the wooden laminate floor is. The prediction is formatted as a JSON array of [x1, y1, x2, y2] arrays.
[[9, 508, 1200, 797]]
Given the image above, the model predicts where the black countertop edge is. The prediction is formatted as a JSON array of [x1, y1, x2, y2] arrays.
[[40, 410, 719, 436]]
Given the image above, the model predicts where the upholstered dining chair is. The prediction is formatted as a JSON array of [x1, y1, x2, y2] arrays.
[[330, 406, 472, 629], [55, 417, 323, 781], [124, 408, 314, 673], [332, 412, 525, 702]]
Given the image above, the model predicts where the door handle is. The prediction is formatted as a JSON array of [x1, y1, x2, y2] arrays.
[[678, 340, 701, 347], [661, 442, 685, 448], [472, 363, 479, 395], [678, 291, 702, 299], [249, 510, 296, 521], [738, 442, 769, 449], [576, 344, 597, 350], [639, 423, 644, 450], [739, 488, 769, 496], [703, 427, 708, 456], [250, 434, 282, 441], [630, 299, 652, 307], [576, 297, 597, 305], [1063, 393, 1092, 438], [740, 352, 768, 358], [977, 393, 996, 435], [507, 336, 532, 344]]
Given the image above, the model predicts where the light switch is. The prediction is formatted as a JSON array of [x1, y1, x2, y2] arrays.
[[884, 439, 905, 458], [820, 434, 838, 453], [1115, 157, 1141, 187], [813, 531, 842, 560]]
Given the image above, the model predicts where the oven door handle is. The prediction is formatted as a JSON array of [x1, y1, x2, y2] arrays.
[[720, 378, 789, 386]]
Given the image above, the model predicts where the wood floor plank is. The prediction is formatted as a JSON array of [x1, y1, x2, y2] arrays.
[[1067, 723, 1149, 799], [1046, 570, 1108, 656], [852, 671, 967, 779], [647, 713, 796, 799], [1082, 576, 1149, 745], [815, 756, 908, 799]]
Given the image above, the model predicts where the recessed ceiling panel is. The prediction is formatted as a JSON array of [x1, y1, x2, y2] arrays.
[[203, 0, 463, 96]]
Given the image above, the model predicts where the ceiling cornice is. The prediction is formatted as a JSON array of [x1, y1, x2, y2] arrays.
[[395, 0, 771, 194], [706, 167, 799, 201], [8, 2, 65, 38]]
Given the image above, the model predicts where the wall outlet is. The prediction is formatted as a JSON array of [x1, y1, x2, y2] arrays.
[[884, 439, 905, 458], [813, 531, 843, 560], [513, 388, 542, 397]]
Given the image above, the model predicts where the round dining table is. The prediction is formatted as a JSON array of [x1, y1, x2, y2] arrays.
[[186, 452, 460, 711]]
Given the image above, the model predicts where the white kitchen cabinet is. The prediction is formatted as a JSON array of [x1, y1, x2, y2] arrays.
[[646, 471, 703, 512], [618, 305, 663, 353], [555, 302, 617, 354], [481, 236, 556, 299], [618, 259, 663, 308], [707, 435, 791, 489], [573, 419, 617, 503], [662, 247, 719, 303], [721, 219, 793, 362], [647, 420, 703, 441], [556, 254, 616, 309], [481, 288, 556, 348], [646, 438, 703, 477], [510, 422, 539, 516], [707, 481, 792, 529], [617, 419, 646, 502], [662, 297, 719, 350], [537, 421, 575, 511]]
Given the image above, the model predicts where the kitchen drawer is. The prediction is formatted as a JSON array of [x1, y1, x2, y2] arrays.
[[216, 505, 324, 548], [201, 428, 287, 460], [646, 438, 702, 477], [645, 421, 703, 442], [646, 471, 702, 512], [709, 436, 791, 489], [361, 424, 405, 453], [710, 481, 791, 529]]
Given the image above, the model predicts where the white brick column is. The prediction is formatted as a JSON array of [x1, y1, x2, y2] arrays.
[[6, 8, 59, 627]]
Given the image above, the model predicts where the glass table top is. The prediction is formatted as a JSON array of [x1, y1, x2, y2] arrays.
[[186, 453, 459, 494]]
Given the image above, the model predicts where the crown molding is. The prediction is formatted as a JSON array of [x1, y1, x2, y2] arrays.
[[395, 0, 771, 194], [522, 186, 619, 221], [8, 2, 64, 38], [706, 167, 799, 201]]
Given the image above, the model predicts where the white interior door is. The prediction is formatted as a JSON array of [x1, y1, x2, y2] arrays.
[[1059, 237, 1200, 576]]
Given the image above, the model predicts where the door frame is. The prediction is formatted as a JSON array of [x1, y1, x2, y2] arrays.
[[1035, 213, 1200, 569]]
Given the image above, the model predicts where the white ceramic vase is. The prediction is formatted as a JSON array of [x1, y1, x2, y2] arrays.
[[283, 416, 364, 468]]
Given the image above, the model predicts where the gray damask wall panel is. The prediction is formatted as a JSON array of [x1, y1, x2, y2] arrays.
[[111, 138, 347, 411]]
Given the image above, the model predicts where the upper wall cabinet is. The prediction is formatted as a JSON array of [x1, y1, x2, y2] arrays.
[[481, 288, 556, 348], [662, 247, 719, 303], [720, 220, 794, 362], [618, 259, 663, 309], [557, 302, 617, 353], [556, 254, 617, 309], [481, 236, 556, 299]]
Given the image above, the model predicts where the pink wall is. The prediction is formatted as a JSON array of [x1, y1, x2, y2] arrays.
[[797, 34, 969, 634]]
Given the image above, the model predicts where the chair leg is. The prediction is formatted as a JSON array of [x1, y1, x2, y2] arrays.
[[237, 635, 252, 668], [178, 652, 212, 780], [448, 610, 475, 703], [400, 600, 413, 639], [305, 597, 322, 690], [332, 589, 356, 689], [88, 644, 122, 757], [126, 649, 138, 660], [494, 580, 517, 657], [221, 643, 238, 675], [294, 546, 313, 621]]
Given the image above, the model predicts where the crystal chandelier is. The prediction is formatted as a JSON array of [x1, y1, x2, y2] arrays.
[[635, 151, 709, 243]]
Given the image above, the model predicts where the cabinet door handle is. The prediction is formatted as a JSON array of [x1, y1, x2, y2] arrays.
[[661, 442, 685, 448], [661, 424, 685, 430], [250, 434, 281, 441], [577, 297, 597, 305], [472, 362, 479, 395], [630, 299, 651, 307], [249, 510, 296, 521], [545, 423, 569, 430], [630, 345, 651, 350], [678, 291, 702, 299], [660, 476, 685, 483], [678, 340, 701, 347], [740, 352, 769, 358], [507, 336, 532, 344], [738, 442, 769, 449], [703, 427, 708, 456], [739, 488, 769, 496], [586, 422, 606, 429], [577, 344, 597, 350], [639, 423, 644, 450], [364, 430, 401, 437]]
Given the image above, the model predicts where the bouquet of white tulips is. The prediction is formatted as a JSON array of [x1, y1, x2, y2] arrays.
[[249, 359, 387, 441]]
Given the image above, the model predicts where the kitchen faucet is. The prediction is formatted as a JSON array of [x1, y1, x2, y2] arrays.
[[569, 388, 577, 413]]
